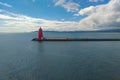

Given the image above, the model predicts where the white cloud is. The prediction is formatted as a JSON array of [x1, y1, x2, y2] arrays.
[[74, 6, 96, 16], [55, 0, 65, 6], [76, 0, 120, 29], [89, 0, 104, 2], [0, 2, 12, 7], [54, 0, 80, 12], [62, 2, 80, 12], [32, 0, 36, 2]]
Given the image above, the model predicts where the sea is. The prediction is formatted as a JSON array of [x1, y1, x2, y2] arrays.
[[0, 32, 120, 80]]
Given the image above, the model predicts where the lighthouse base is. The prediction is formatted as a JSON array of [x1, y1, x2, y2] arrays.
[[32, 38, 120, 41]]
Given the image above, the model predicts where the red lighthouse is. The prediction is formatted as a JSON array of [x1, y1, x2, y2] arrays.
[[38, 27, 43, 40]]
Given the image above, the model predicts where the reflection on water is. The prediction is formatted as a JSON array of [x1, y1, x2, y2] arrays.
[[0, 32, 120, 80]]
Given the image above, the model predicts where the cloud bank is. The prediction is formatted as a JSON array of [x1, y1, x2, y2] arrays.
[[0, 9, 82, 32]]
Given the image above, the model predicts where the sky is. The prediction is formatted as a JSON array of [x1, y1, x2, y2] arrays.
[[0, 0, 120, 32]]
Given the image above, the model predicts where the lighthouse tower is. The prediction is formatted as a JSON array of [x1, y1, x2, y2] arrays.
[[38, 27, 43, 40]]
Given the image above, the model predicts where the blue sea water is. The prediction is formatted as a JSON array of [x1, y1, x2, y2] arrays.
[[0, 32, 120, 80]]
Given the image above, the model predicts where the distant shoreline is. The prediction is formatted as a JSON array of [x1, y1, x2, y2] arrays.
[[34, 29, 120, 33]]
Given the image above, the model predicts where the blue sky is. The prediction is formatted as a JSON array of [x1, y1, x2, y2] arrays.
[[0, 0, 120, 32], [0, 0, 109, 21]]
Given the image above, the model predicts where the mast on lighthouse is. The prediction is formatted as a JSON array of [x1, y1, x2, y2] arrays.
[[38, 27, 43, 40]]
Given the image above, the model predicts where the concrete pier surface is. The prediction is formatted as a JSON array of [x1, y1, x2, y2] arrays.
[[32, 38, 120, 41]]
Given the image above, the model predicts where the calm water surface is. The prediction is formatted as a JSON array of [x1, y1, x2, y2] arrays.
[[0, 32, 120, 80]]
